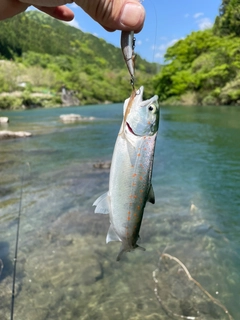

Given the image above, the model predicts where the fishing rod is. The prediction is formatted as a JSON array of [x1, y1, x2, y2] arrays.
[[10, 163, 26, 320], [0, 259, 3, 277]]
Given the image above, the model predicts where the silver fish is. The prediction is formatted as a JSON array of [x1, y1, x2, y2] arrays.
[[93, 86, 159, 260], [121, 31, 135, 87]]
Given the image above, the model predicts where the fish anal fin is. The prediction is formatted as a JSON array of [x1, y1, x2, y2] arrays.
[[148, 185, 155, 204], [93, 192, 110, 214], [106, 224, 120, 243]]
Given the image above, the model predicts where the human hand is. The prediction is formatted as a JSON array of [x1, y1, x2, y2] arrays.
[[0, 0, 145, 33]]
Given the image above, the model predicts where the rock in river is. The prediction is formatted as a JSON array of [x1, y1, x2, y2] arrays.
[[60, 114, 95, 123], [0, 130, 32, 139], [0, 117, 9, 123]]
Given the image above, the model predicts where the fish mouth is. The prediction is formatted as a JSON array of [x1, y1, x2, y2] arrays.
[[126, 122, 137, 135]]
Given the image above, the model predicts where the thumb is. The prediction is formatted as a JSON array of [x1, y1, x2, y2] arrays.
[[75, 0, 145, 32]]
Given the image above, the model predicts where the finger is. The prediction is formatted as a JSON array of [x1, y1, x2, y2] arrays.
[[20, 0, 74, 6], [75, 0, 145, 33], [34, 5, 74, 21], [0, 0, 29, 20]]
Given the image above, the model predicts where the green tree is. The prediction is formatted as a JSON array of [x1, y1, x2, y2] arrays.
[[214, 0, 240, 36]]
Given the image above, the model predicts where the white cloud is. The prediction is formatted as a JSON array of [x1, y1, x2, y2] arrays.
[[194, 12, 204, 19], [136, 40, 142, 46], [65, 18, 81, 29], [197, 17, 213, 30], [154, 52, 164, 59], [184, 13, 189, 18], [152, 38, 181, 61], [93, 33, 98, 37]]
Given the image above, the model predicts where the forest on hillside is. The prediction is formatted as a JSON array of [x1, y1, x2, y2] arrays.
[[0, 11, 158, 109], [153, 0, 240, 106], [1, 0, 240, 108]]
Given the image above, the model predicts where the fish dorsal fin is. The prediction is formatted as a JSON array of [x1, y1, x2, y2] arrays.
[[148, 184, 155, 204], [106, 224, 120, 243], [93, 192, 110, 214]]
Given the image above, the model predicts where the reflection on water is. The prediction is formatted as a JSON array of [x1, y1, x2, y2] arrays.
[[0, 104, 239, 319]]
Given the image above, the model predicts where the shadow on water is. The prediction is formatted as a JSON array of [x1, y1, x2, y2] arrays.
[[0, 242, 13, 281]]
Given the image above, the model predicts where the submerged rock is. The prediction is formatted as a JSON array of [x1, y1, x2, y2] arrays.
[[0, 117, 9, 124], [59, 114, 95, 122], [0, 130, 32, 139], [93, 161, 111, 169]]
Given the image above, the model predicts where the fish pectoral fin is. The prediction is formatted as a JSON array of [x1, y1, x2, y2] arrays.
[[106, 224, 121, 243], [148, 184, 155, 204], [126, 138, 136, 165], [93, 192, 110, 214]]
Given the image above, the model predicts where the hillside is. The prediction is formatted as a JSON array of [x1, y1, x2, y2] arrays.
[[153, 0, 240, 106], [0, 11, 158, 109]]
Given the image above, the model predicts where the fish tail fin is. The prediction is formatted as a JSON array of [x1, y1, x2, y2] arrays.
[[116, 244, 146, 261], [116, 245, 125, 261], [136, 245, 146, 252]]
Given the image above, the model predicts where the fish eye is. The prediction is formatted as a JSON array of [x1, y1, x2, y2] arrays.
[[148, 105, 155, 112]]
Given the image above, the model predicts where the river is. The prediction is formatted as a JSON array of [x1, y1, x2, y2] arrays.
[[0, 103, 239, 319]]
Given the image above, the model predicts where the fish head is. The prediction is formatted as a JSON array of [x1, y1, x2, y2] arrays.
[[124, 86, 159, 137]]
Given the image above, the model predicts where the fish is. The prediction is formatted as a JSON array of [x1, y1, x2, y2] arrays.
[[93, 86, 159, 260], [121, 30, 136, 87]]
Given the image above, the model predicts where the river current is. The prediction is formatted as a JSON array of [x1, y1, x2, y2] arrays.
[[0, 103, 239, 319]]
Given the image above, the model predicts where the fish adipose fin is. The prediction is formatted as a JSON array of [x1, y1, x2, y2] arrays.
[[93, 192, 109, 214], [148, 184, 155, 204], [106, 224, 121, 243]]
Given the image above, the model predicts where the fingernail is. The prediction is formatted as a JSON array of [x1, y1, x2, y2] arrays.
[[120, 3, 145, 29]]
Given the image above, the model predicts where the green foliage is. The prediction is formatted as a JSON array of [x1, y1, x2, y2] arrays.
[[0, 11, 155, 73], [0, 92, 61, 110], [153, 13, 240, 106], [0, 11, 158, 108], [202, 94, 218, 106], [213, 0, 240, 36], [0, 96, 22, 109]]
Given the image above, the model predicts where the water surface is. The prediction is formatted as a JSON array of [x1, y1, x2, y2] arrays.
[[0, 104, 239, 319]]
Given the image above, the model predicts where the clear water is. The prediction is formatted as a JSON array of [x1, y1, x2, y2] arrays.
[[0, 104, 239, 320]]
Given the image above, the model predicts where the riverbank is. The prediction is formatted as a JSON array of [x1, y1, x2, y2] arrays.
[[0, 91, 62, 110], [160, 91, 240, 106], [0, 91, 116, 110]]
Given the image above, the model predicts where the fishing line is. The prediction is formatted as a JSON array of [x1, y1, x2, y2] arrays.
[[140, 0, 158, 67], [147, 0, 159, 67], [134, 0, 158, 73], [0, 259, 3, 278], [10, 162, 29, 320]]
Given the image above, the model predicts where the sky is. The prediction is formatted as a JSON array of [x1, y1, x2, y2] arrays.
[[28, 0, 222, 64]]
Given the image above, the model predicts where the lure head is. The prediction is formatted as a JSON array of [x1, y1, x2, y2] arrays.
[[124, 86, 159, 137]]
